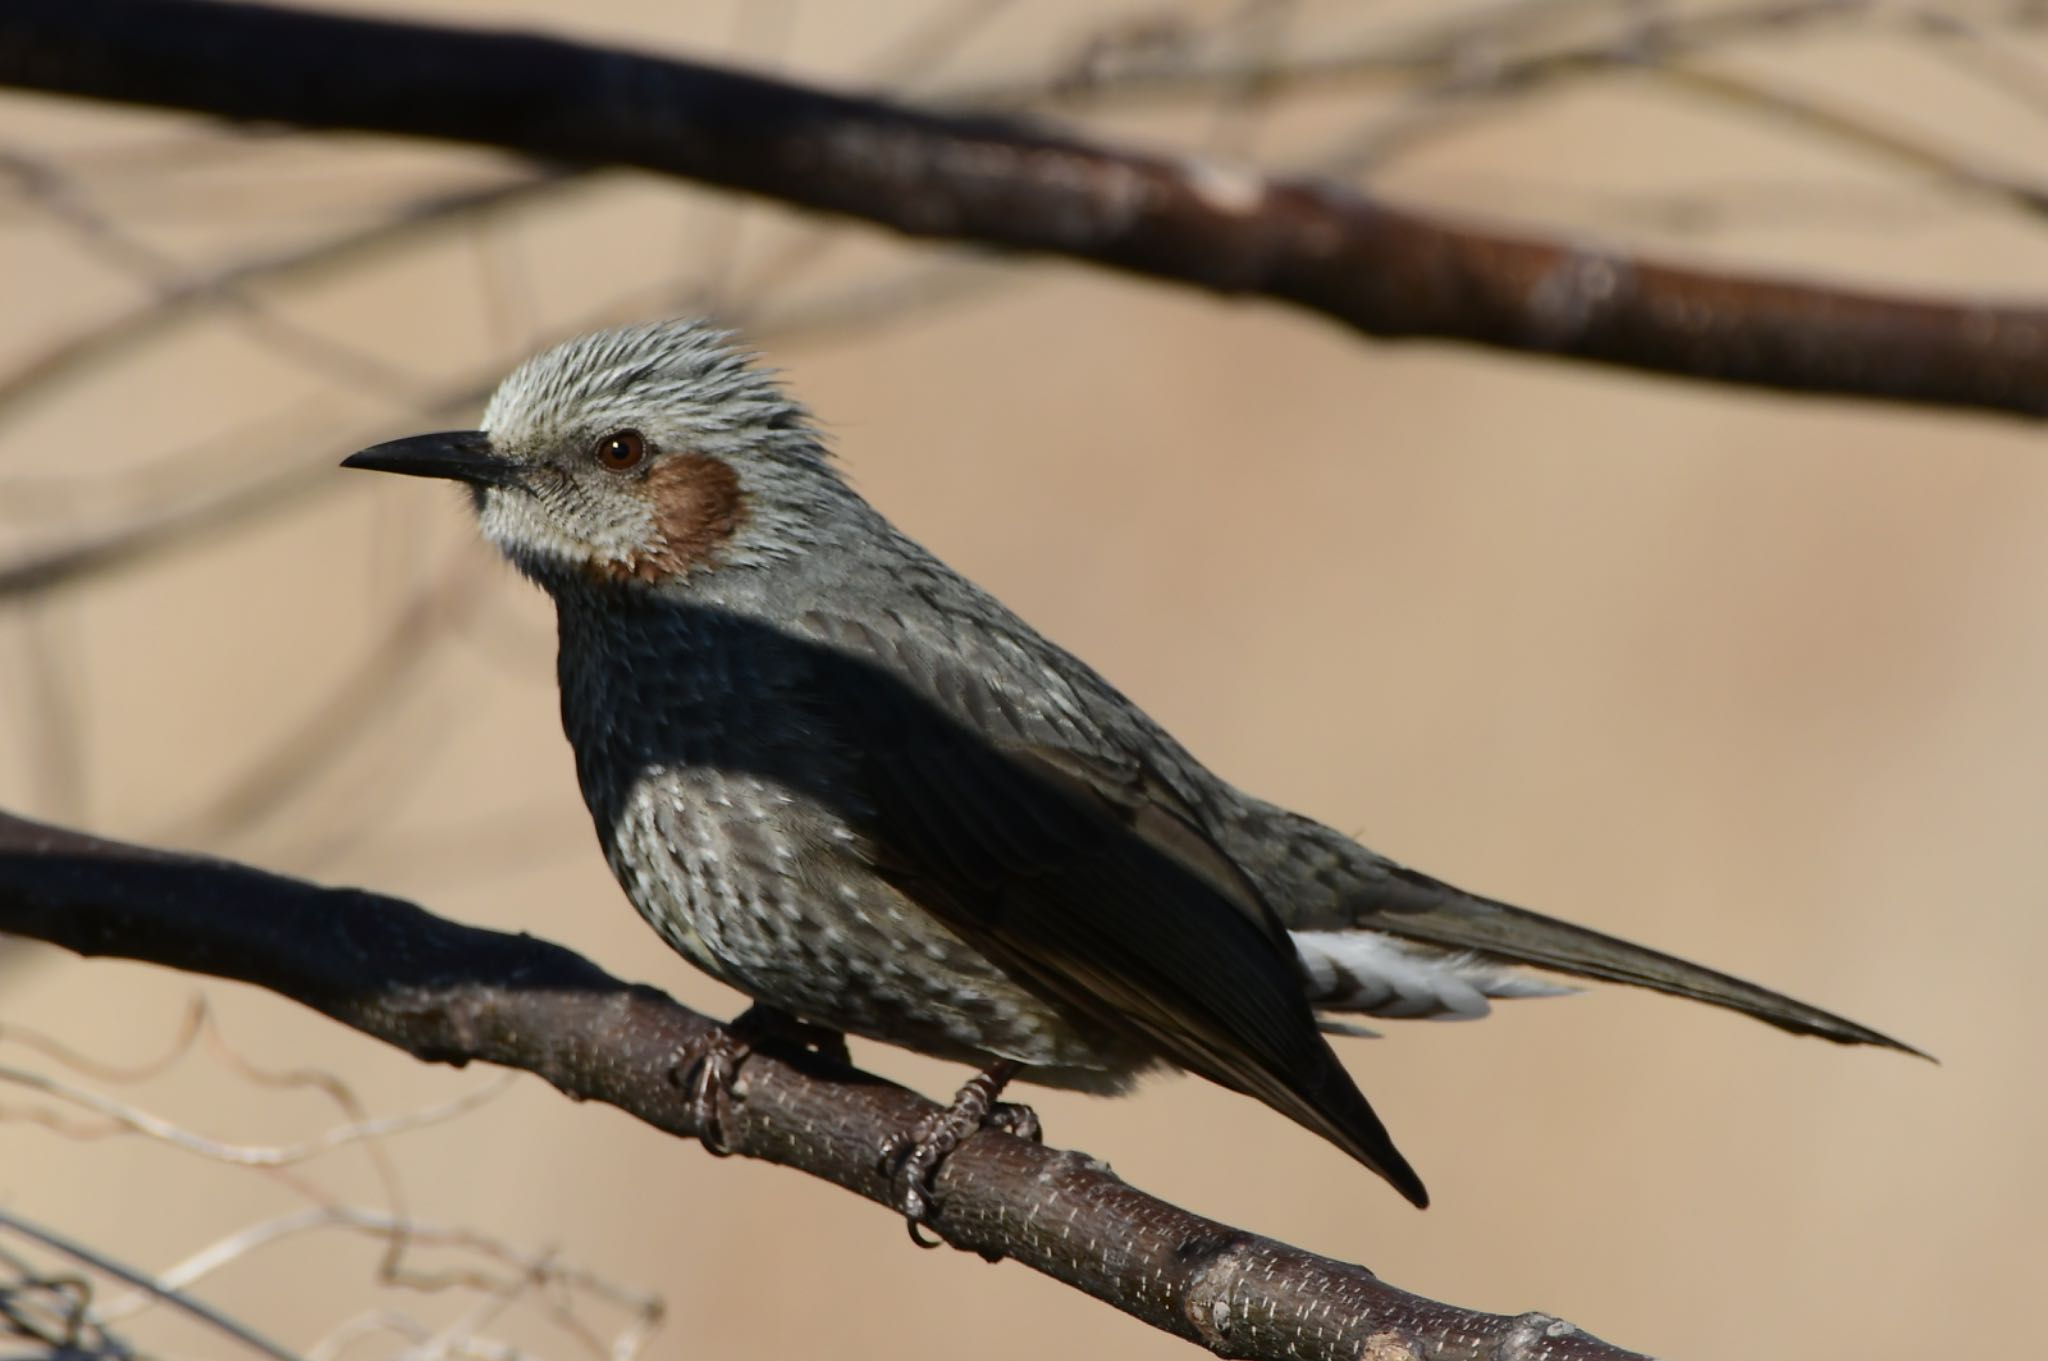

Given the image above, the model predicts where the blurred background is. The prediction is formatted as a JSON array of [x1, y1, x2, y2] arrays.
[[2, 1, 2045, 1357]]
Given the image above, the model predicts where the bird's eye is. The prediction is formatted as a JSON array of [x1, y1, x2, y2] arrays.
[[594, 429, 647, 472]]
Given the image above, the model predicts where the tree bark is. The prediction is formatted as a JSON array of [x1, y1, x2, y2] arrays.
[[0, 808, 1648, 1361], [0, 0, 2041, 420]]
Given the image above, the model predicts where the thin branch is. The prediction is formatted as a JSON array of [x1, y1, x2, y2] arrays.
[[0, 1060, 514, 1166], [126, 1205, 661, 1339], [0, 807, 1648, 1361], [1306, 4, 2048, 201], [0, 0, 2042, 417], [0, 150, 442, 409], [1916, 7, 2048, 122], [166, 555, 485, 848], [6, 602, 88, 823], [0, 1000, 659, 1359], [303, 1311, 432, 1361], [0, 238, 999, 611], [0, 1208, 304, 1361], [0, 168, 583, 430], [0, 1247, 133, 1360], [0, 995, 207, 1084], [0, 424, 332, 601], [1651, 58, 2048, 219]]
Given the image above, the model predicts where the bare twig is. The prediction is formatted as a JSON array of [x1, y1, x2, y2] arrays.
[[0, 1207, 304, 1361], [168, 554, 486, 849], [0, 169, 583, 431], [964, 0, 1882, 111], [1, 0, 2043, 417], [124, 1204, 660, 1339], [0, 150, 441, 408], [1651, 59, 2048, 219], [0, 807, 1647, 1361], [0, 1059, 513, 1165], [1308, 1, 2048, 201], [0, 419, 334, 601], [6, 602, 88, 823], [0, 1242, 132, 1360], [0, 486, 311, 601], [0, 999, 657, 1359], [0, 995, 206, 1084], [1916, 7, 2048, 122], [302, 1310, 432, 1361]]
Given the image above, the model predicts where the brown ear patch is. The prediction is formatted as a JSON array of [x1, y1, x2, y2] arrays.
[[607, 454, 748, 583]]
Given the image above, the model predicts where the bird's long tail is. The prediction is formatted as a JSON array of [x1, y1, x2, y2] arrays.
[[1235, 802, 1926, 1056]]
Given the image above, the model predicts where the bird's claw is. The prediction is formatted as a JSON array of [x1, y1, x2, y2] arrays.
[[877, 1060, 1036, 1247], [988, 1101, 1042, 1145], [681, 1004, 847, 1155], [680, 1026, 752, 1156]]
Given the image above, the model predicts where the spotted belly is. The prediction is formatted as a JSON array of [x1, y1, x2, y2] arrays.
[[600, 768, 1152, 1092]]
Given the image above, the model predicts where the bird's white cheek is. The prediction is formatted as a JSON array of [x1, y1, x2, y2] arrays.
[[476, 487, 593, 575], [474, 485, 656, 579]]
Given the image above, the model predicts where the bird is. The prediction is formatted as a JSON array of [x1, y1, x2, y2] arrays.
[[342, 319, 1918, 1222]]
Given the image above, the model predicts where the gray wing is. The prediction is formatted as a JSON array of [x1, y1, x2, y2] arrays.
[[790, 605, 1431, 1205]]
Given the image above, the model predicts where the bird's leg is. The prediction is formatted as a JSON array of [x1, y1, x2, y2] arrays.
[[751, 1009, 851, 1066], [879, 1059, 1041, 1246], [681, 1003, 848, 1155]]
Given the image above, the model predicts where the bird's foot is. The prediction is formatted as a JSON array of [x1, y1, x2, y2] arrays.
[[986, 1098, 1041, 1145], [681, 1004, 847, 1155], [878, 1059, 1040, 1247]]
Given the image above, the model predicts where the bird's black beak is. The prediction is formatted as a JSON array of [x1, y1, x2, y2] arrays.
[[341, 431, 518, 486]]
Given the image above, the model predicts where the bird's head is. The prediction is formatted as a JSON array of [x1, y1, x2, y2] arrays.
[[343, 320, 840, 589]]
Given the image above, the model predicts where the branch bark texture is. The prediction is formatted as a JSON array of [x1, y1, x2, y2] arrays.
[[0, 0, 2043, 418], [0, 809, 1647, 1361]]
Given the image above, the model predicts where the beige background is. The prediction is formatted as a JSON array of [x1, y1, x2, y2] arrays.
[[2, 3, 2044, 1358]]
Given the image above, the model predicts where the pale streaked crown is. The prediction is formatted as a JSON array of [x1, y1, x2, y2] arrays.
[[468, 319, 848, 587], [481, 320, 818, 464]]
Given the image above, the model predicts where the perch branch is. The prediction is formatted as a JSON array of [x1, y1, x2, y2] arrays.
[[0, 808, 1646, 1361], [0, 0, 2042, 417]]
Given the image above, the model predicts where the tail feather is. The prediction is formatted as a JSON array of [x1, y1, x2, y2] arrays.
[[1292, 928, 1575, 1020], [1220, 801, 1926, 1058], [1360, 862, 1929, 1058]]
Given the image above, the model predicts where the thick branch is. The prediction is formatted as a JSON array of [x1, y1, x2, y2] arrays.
[[0, 809, 1646, 1361], [1, 0, 2043, 418]]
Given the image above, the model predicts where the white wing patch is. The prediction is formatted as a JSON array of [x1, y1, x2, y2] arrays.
[[1291, 929, 1576, 1022]]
